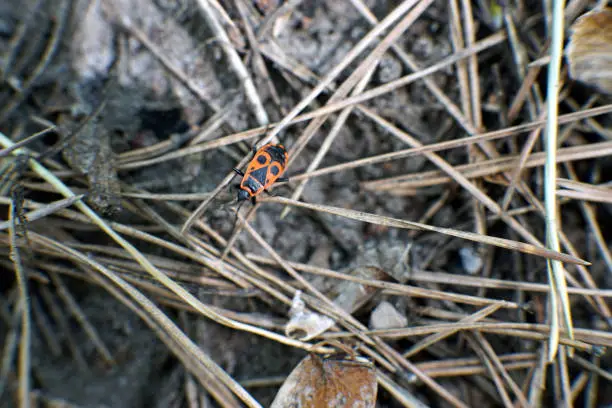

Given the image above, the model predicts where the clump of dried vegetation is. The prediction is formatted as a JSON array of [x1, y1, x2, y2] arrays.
[[0, 0, 611, 407]]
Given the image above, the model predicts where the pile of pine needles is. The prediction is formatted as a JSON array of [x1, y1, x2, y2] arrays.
[[1, 0, 611, 406]]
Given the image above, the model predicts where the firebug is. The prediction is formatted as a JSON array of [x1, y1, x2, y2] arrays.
[[233, 143, 289, 204]]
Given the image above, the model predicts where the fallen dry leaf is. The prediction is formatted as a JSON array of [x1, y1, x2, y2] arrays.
[[271, 354, 377, 408], [567, 8, 612, 94]]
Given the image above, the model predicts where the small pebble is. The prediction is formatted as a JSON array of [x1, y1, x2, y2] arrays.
[[369, 301, 407, 330], [459, 247, 483, 275]]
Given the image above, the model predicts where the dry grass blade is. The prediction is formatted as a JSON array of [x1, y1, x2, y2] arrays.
[[406, 269, 612, 297], [403, 304, 502, 359], [413, 354, 536, 379], [344, 323, 604, 350], [449, 0, 472, 127], [120, 192, 212, 201], [0, 127, 55, 158], [558, 188, 612, 202], [8, 198, 31, 408], [461, 0, 481, 131], [248, 254, 522, 308], [543, 0, 572, 362], [249, 253, 612, 299], [261, 195, 587, 266], [361, 139, 612, 191], [571, 354, 612, 382], [0, 195, 84, 231], [556, 178, 612, 204]]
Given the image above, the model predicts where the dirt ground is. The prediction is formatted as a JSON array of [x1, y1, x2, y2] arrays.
[[0, 0, 611, 407]]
